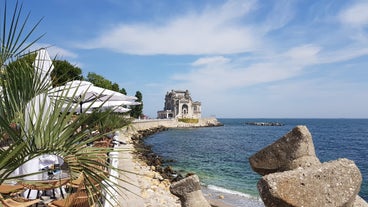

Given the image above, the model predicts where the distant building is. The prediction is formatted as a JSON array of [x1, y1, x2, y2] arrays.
[[157, 90, 201, 119]]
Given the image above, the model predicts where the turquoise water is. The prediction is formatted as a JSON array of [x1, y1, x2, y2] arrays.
[[145, 119, 368, 205]]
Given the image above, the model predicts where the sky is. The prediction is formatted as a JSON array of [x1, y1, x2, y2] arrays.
[[7, 0, 368, 118]]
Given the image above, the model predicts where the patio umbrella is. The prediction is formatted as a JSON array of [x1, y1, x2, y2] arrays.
[[11, 49, 58, 198], [48, 80, 138, 114], [82, 99, 140, 111], [33, 48, 54, 87], [111, 106, 131, 113], [21, 93, 62, 199], [82, 104, 132, 114]]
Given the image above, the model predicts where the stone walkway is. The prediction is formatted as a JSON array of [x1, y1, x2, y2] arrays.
[[115, 128, 180, 207]]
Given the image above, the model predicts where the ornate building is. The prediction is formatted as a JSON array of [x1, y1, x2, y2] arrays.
[[157, 90, 201, 119]]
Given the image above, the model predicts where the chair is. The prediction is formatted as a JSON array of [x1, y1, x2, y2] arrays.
[[0, 184, 25, 197], [65, 173, 84, 189], [92, 140, 110, 148], [47, 174, 101, 207], [0, 193, 40, 207]]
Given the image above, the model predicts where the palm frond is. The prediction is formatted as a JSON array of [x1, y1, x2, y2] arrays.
[[0, 2, 135, 206], [0, 1, 44, 65]]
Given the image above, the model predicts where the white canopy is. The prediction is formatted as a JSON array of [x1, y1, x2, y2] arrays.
[[49, 80, 139, 113], [33, 48, 54, 86], [111, 106, 131, 113]]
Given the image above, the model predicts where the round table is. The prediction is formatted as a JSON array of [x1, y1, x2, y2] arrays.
[[18, 170, 70, 199]]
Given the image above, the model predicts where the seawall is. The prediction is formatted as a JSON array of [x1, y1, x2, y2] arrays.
[[132, 117, 223, 130], [115, 117, 224, 207]]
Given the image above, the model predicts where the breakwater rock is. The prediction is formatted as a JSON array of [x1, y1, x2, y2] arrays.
[[249, 125, 367, 207], [170, 175, 211, 207], [246, 122, 284, 126], [249, 125, 320, 175]]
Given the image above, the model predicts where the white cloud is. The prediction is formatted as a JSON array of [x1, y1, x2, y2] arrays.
[[82, 0, 260, 55], [319, 46, 368, 64], [285, 44, 321, 65], [339, 2, 368, 27], [262, 0, 296, 32], [172, 39, 368, 96], [172, 56, 302, 93], [192, 56, 230, 66]]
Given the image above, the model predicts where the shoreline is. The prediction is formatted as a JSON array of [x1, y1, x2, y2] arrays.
[[115, 123, 180, 207], [115, 118, 263, 207]]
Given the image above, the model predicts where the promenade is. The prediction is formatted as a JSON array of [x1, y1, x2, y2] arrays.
[[111, 118, 222, 207], [114, 120, 182, 207]]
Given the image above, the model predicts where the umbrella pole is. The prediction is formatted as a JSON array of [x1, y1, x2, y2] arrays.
[[80, 101, 85, 132], [79, 95, 83, 114]]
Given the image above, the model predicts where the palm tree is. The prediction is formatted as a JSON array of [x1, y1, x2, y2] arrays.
[[0, 2, 129, 206]]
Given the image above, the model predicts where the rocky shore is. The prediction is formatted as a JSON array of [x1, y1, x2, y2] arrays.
[[131, 126, 185, 183], [116, 119, 368, 207], [115, 118, 230, 207]]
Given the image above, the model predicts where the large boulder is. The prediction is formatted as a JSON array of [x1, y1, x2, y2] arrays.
[[249, 125, 320, 175], [353, 196, 368, 207], [257, 158, 362, 207], [170, 174, 211, 207]]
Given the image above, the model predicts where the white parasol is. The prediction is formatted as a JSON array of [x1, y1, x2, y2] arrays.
[[49, 80, 139, 113], [33, 48, 54, 87]]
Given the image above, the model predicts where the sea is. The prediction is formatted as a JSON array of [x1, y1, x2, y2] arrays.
[[144, 118, 368, 206]]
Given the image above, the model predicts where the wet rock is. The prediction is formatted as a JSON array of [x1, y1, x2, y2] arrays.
[[164, 166, 175, 174], [258, 158, 362, 207], [170, 174, 211, 207], [245, 122, 284, 126], [249, 125, 320, 175], [171, 174, 184, 182]]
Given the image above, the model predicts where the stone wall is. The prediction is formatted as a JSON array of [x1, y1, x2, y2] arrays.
[[132, 117, 222, 130]]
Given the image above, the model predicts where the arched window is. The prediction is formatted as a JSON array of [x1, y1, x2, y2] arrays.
[[182, 104, 188, 115]]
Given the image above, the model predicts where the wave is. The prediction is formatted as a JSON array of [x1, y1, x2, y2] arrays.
[[205, 184, 261, 201]]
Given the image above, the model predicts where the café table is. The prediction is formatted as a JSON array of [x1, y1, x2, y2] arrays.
[[17, 170, 70, 200], [14, 154, 64, 199]]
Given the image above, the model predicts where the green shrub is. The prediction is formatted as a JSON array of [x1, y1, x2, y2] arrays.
[[178, 118, 199, 123]]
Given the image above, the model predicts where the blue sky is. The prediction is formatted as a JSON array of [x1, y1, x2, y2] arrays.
[[11, 0, 368, 118]]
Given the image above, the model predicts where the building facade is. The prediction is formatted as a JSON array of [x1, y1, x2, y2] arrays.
[[157, 90, 201, 119]]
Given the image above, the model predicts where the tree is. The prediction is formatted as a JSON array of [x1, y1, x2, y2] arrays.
[[86, 72, 113, 89], [119, 88, 127, 95], [86, 72, 126, 94], [111, 83, 119, 92], [130, 91, 143, 118], [51, 60, 83, 86]]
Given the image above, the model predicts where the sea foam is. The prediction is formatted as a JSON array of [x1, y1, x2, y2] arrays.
[[207, 185, 255, 199], [202, 184, 264, 207]]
